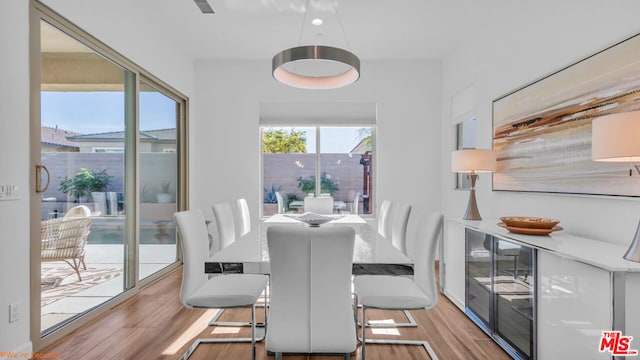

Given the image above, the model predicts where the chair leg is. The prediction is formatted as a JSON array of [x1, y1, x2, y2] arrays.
[[361, 309, 417, 328], [180, 304, 265, 360], [359, 305, 438, 360], [251, 304, 256, 360], [361, 306, 367, 360], [65, 258, 82, 281], [275, 353, 282, 360], [209, 284, 268, 327]]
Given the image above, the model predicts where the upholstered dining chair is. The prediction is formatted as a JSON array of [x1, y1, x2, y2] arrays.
[[211, 201, 264, 328], [275, 191, 287, 214], [234, 198, 251, 237], [354, 212, 443, 360], [370, 201, 418, 329], [266, 225, 357, 360], [303, 196, 334, 215], [174, 209, 268, 360], [390, 202, 412, 256], [342, 191, 360, 214], [377, 200, 393, 239], [212, 202, 236, 252]]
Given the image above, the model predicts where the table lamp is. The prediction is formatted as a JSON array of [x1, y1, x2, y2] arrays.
[[592, 110, 640, 262], [451, 149, 497, 220]]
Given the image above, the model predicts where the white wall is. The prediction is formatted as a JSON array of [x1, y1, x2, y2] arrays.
[[441, 2, 640, 245], [41, 0, 194, 95], [0, 0, 32, 354], [191, 59, 442, 232], [0, 0, 194, 353]]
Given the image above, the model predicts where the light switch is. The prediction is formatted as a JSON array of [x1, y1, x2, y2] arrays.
[[0, 185, 19, 200]]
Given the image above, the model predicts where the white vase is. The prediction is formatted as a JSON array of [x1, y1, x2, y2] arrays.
[[157, 193, 173, 203], [107, 191, 118, 215], [91, 192, 107, 216]]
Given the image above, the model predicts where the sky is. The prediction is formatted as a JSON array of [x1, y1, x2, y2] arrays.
[[41, 91, 177, 134], [41, 92, 368, 153]]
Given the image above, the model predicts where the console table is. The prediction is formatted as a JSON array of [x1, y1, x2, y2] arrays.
[[441, 218, 640, 360]]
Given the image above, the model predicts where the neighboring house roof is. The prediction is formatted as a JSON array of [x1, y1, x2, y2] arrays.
[[66, 128, 176, 143], [350, 137, 372, 154], [41, 126, 80, 150]]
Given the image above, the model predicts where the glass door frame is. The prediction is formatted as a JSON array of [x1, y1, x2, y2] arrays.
[[29, 0, 188, 351]]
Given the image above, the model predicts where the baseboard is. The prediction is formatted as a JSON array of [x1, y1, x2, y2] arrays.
[[441, 289, 465, 311], [3, 341, 33, 359]]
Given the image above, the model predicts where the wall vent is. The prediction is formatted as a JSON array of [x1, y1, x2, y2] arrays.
[[194, 0, 214, 14]]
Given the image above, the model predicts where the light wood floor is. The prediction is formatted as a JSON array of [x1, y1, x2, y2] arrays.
[[42, 267, 511, 360]]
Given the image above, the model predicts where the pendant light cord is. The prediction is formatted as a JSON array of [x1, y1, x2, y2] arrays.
[[332, 0, 352, 51], [297, 0, 311, 46]]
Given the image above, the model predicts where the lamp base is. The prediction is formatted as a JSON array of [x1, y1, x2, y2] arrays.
[[623, 218, 640, 262], [463, 188, 482, 221]]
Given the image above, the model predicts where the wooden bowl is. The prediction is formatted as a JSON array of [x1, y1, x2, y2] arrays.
[[500, 216, 560, 229]]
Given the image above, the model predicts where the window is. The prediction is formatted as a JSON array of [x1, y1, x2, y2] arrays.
[[92, 147, 124, 153], [261, 126, 374, 216], [456, 117, 477, 189]]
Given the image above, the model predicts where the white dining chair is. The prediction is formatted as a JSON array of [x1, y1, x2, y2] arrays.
[[303, 196, 334, 214], [355, 212, 443, 360], [275, 191, 286, 214], [174, 209, 269, 360], [377, 200, 393, 239], [391, 202, 412, 256], [369, 201, 418, 329], [266, 225, 357, 359], [342, 191, 360, 214], [234, 198, 251, 237], [212, 202, 236, 251], [211, 201, 265, 328]]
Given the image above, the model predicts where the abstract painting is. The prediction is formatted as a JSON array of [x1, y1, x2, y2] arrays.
[[493, 32, 640, 196]]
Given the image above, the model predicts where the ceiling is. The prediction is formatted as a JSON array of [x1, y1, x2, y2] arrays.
[[43, 0, 519, 60], [176, 0, 515, 60]]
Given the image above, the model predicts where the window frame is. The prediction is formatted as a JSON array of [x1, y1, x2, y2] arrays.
[[259, 124, 376, 218]]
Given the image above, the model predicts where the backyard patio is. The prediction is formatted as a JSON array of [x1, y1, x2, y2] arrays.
[[41, 243, 176, 332]]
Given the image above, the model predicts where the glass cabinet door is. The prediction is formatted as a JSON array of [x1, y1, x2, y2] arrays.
[[494, 238, 535, 359], [465, 228, 492, 330]]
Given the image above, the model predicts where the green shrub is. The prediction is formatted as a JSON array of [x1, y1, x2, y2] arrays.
[[59, 168, 112, 202]]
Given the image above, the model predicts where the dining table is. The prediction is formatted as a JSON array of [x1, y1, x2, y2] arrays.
[[205, 214, 413, 276]]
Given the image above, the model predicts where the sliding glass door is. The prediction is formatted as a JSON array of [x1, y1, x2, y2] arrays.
[[39, 20, 132, 335], [32, 4, 187, 349], [138, 79, 179, 281]]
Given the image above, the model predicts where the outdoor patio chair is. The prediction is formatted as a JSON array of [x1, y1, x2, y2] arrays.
[[41, 217, 92, 281], [64, 205, 92, 218]]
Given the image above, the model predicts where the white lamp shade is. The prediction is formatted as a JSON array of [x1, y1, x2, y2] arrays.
[[592, 111, 640, 162], [451, 149, 497, 173]]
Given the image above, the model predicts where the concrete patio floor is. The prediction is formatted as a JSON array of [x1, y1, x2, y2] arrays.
[[41, 243, 177, 332]]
